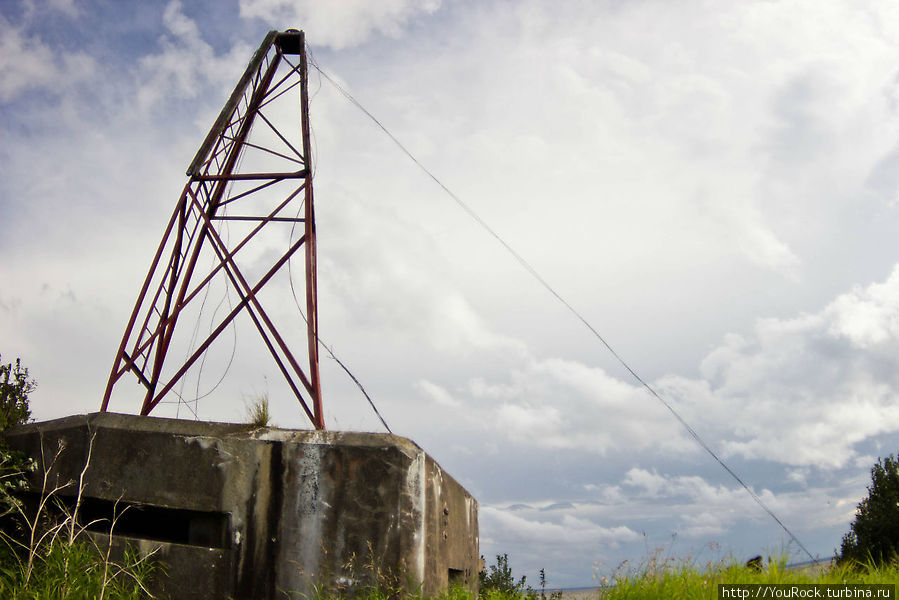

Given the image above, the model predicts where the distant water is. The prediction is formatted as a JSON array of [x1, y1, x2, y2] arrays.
[[554, 587, 599, 600]]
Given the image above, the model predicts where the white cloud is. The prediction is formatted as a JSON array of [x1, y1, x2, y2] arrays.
[[238, 0, 442, 50], [136, 1, 252, 112], [46, 0, 79, 17], [0, 15, 94, 103], [828, 273, 899, 348], [415, 379, 459, 408], [21, 0, 80, 19], [481, 505, 640, 546], [480, 463, 865, 574], [318, 190, 527, 357], [462, 356, 695, 457], [680, 512, 727, 539], [658, 265, 899, 469], [414, 257, 899, 464]]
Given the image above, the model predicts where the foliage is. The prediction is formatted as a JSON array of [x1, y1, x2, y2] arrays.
[[0, 540, 155, 600], [480, 554, 529, 598], [478, 555, 561, 600], [245, 392, 272, 428], [0, 449, 35, 520], [530, 568, 562, 600], [0, 355, 36, 522], [310, 555, 899, 600], [0, 355, 33, 432], [839, 454, 899, 566], [597, 553, 899, 599]]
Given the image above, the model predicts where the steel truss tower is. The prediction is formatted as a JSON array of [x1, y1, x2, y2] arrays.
[[101, 30, 324, 429]]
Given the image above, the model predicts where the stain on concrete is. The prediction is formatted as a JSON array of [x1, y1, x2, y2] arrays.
[[5, 412, 478, 600]]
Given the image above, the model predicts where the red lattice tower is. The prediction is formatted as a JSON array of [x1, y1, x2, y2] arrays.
[[101, 30, 324, 429]]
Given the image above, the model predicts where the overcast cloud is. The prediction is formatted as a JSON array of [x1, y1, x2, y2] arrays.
[[3, 0, 899, 587]]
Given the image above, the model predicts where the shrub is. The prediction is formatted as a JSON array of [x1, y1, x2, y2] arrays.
[[479, 555, 560, 600], [0, 355, 33, 431], [480, 554, 528, 598], [840, 454, 899, 566], [0, 355, 35, 520]]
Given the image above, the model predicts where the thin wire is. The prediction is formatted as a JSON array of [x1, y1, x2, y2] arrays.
[[286, 186, 392, 434], [176, 215, 217, 419], [181, 150, 244, 418], [193, 277, 238, 406], [295, 49, 390, 433], [160, 390, 199, 419], [306, 48, 323, 178], [193, 195, 239, 410], [309, 58, 816, 562]]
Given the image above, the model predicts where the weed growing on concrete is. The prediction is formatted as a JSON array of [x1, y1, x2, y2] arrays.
[[245, 392, 273, 428], [331, 541, 408, 599], [292, 539, 473, 600]]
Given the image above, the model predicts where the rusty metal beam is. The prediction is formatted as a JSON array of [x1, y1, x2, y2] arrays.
[[103, 30, 325, 429]]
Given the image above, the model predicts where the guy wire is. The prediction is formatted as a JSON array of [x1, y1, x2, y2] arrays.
[[308, 57, 815, 562]]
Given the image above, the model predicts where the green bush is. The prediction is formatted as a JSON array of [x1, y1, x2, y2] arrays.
[[480, 554, 527, 598], [0, 354, 35, 520], [0, 355, 33, 431], [479, 555, 560, 600], [840, 454, 899, 566]]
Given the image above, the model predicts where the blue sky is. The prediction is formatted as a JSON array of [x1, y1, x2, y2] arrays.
[[4, 0, 899, 587]]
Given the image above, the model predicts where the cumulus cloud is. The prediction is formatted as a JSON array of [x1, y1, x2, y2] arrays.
[[480, 505, 640, 547], [136, 1, 252, 112], [828, 274, 899, 348], [21, 0, 80, 19], [480, 462, 862, 578], [620, 468, 758, 509], [680, 512, 727, 539], [465, 357, 693, 456], [655, 265, 899, 469], [415, 262, 899, 468], [238, 0, 442, 50], [318, 190, 527, 357], [0, 15, 94, 103]]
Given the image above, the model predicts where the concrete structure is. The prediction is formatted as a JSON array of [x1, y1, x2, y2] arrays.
[[5, 413, 479, 599]]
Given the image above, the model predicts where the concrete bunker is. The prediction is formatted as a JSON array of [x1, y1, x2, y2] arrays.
[[5, 412, 479, 599]]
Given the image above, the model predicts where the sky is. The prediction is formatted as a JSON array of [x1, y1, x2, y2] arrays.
[[4, 0, 899, 588]]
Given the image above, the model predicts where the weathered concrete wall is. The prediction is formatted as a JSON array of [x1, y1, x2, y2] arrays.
[[5, 412, 479, 599]]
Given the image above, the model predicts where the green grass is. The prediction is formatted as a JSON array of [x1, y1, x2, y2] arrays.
[[597, 555, 899, 599], [0, 434, 156, 599], [309, 558, 899, 600], [0, 537, 155, 600], [245, 392, 273, 427]]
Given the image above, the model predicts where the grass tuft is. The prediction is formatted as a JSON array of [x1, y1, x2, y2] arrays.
[[245, 392, 273, 428]]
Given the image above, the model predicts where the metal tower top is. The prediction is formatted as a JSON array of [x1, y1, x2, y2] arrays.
[[102, 30, 325, 429]]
